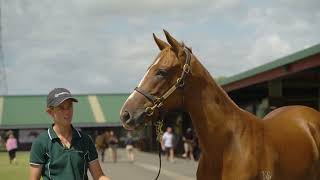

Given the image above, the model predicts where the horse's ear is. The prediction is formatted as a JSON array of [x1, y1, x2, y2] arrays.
[[163, 29, 181, 54], [153, 33, 169, 50]]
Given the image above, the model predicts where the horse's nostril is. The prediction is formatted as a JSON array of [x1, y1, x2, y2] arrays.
[[121, 111, 131, 121]]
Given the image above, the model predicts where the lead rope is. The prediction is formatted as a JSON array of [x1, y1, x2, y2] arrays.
[[154, 118, 164, 180]]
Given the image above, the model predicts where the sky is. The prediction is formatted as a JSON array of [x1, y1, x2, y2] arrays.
[[1, 0, 320, 95]]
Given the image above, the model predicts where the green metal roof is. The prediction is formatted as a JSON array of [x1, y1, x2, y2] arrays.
[[219, 43, 320, 85], [73, 96, 96, 124], [99, 94, 129, 125], [2, 96, 50, 127], [0, 94, 129, 129]]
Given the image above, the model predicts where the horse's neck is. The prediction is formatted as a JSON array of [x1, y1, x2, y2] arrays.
[[185, 59, 246, 155]]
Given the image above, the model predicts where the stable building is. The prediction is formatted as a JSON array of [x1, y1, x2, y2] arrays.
[[219, 43, 320, 117]]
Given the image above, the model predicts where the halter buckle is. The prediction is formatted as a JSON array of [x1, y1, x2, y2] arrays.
[[176, 78, 184, 87], [157, 102, 163, 108], [183, 64, 190, 74], [154, 97, 163, 104], [145, 107, 154, 116]]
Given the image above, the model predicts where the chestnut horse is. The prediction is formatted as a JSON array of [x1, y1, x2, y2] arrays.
[[120, 30, 320, 180]]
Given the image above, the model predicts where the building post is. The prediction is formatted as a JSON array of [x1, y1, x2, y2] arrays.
[[268, 79, 283, 111], [318, 88, 320, 110]]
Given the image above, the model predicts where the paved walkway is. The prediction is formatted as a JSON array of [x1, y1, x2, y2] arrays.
[[89, 148, 198, 180]]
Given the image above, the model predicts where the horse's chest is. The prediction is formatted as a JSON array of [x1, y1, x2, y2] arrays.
[[220, 147, 273, 180], [222, 158, 257, 179]]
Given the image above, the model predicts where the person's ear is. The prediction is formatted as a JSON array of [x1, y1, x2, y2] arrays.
[[46, 107, 54, 117]]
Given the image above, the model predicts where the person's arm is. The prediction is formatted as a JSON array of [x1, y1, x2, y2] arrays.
[[161, 136, 165, 150], [182, 136, 186, 142], [29, 137, 46, 180], [29, 164, 42, 180], [86, 134, 110, 180], [89, 160, 111, 180], [113, 136, 119, 143]]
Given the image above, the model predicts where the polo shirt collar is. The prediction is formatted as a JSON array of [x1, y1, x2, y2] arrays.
[[48, 124, 82, 141], [72, 126, 82, 139]]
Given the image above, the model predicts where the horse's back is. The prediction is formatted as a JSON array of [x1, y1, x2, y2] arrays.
[[264, 105, 319, 120], [262, 105, 320, 179]]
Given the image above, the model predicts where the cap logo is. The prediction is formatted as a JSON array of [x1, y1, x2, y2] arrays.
[[54, 92, 70, 98]]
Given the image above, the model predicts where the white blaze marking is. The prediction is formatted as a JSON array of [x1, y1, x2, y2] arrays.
[[137, 68, 150, 88], [126, 91, 138, 102], [124, 55, 163, 105], [137, 55, 162, 87]]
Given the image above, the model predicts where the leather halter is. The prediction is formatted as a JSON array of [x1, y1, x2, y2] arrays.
[[134, 47, 191, 117]]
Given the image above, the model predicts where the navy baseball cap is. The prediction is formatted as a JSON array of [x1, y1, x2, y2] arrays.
[[47, 88, 78, 107]]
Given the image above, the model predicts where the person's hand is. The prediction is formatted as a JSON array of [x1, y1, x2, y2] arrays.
[[89, 160, 111, 180]]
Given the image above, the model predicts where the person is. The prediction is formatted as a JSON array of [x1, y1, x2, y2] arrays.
[[95, 131, 110, 162], [124, 132, 135, 163], [108, 130, 118, 163], [6, 133, 18, 164], [29, 88, 110, 180], [182, 128, 195, 160], [192, 135, 201, 161], [161, 127, 175, 162]]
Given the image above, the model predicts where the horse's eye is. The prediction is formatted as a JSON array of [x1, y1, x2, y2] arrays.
[[156, 69, 168, 77]]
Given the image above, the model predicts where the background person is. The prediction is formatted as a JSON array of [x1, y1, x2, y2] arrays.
[[161, 127, 175, 163], [6, 133, 18, 165], [124, 132, 135, 163], [182, 128, 195, 160], [108, 130, 118, 163], [95, 131, 110, 162]]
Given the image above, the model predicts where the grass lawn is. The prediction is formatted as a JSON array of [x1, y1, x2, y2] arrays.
[[0, 151, 30, 180]]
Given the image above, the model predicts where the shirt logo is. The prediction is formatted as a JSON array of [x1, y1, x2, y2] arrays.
[[54, 92, 69, 98]]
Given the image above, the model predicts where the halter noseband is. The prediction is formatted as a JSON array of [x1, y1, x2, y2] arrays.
[[134, 47, 191, 117]]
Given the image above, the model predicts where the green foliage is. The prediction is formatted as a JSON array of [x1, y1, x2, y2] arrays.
[[215, 76, 227, 82]]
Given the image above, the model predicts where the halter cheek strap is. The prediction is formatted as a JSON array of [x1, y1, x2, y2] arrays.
[[134, 87, 158, 102]]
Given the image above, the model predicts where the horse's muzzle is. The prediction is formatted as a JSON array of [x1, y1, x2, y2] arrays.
[[120, 110, 148, 130]]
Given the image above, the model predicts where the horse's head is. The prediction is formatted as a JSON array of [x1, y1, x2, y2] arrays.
[[120, 30, 193, 130]]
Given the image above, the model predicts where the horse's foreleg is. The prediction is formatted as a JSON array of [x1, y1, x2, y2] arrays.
[[196, 156, 207, 180], [196, 155, 217, 180]]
